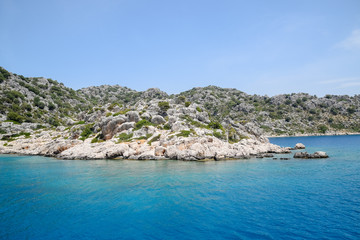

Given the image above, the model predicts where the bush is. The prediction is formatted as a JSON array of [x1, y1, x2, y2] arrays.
[[177, 130, 191, 137], [4, 90, 25, 101], [185, 101, 191, 107], [196, 107, 203, 112], [148, 134, 161, 145], [7, 112, 24, 123], [118, 133, 133, 142], [0, 73, 5, 83], [318, 124, 328, 134], [0, 67, 10, 79], [48, 102, 56, 111], [22, 103, 32, 111], [80, 124, 93, 140], [213, 130, 225, 140], [309, 109, 316, 114], [136, 133, 153, 140], [347, 107, 356, 114], [134, 119, 153, 130], [330, 108, 338, 115], [33, 97, 45, 109], [207, 121, 223, 130], [158, 101, 170, 112], [177, 96, 186, 103], [48, 117, 60, 127]]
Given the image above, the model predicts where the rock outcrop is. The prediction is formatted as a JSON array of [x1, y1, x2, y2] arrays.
[[295, 143, 306, 149], [293, 151, 329, 159]]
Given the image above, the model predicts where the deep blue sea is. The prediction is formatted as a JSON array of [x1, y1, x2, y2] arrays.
[[1, 135, 360, 240]]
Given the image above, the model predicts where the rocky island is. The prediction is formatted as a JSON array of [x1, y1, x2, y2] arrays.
[[0, 67, 358, 160]]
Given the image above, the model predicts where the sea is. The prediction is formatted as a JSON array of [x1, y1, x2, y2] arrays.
[[0, 135, 359, 239]]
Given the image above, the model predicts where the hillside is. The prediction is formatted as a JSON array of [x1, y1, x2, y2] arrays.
[[1, 67, 359, 138]]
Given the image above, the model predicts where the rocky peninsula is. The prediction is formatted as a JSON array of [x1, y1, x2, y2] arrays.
[[0, 67, 357, 160], [0, 99, 291, 160]]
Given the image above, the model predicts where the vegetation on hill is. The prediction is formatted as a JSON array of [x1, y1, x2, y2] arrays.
[[0, 67, 359, 136]]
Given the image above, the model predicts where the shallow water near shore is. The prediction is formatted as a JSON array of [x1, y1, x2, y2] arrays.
[[1, 135, 360, 239]]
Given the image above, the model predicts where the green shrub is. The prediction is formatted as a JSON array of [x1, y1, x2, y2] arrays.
[[176, 129, 196, 137], [158, 101, 170, 112], [163, 124, 171, 130], [33, 97, 45, 109], [347, 107, 356, 114], [181, 115, 207, 129], [213, 130, 225, 139], [25, 84, 40, 95], [113, 108, 131, 116], [48, 102, 56, 111], [148, 134, 161, 145], [22, 103, 32, 111], [0, 67, 10, 79], [318, 124, 328, 134], [196, 107, 203, 112], [80, 124, 93, 140], [48, 117, 60, 127], [136, 133, 153, 140], [177, 96, 186, 103], [207, 121, 223, 130], [4, 90, 25, 101], [185, 101, 191, 107], [0, 73, 5, 83], [118, 133, 133, 142], [134, 119, 153, 130], [309, 109, 316, 114], [330, 108, 338, 115], [108, 103, 119, 111], [7, 112, 24, 123]]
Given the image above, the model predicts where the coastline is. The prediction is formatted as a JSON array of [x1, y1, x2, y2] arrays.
[[0, 131, 291, 161], [266, 132, 360, 138]]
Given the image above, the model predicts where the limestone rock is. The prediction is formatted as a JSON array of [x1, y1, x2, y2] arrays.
[[126, 111, 140, 122], [151, 115, 166, 124], [295, 143, 305, 149], [294, 151, 329, 159]]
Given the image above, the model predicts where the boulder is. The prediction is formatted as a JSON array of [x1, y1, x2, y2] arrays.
[[151, 115, 166, 124], [294, 152, 308, 158], [141, 112, 151, 120], [118, 122, 135, 132], [295, 143, 305, 149], [126, 111, 140, 122], [313, 151, 329, 158], [101, 116, 126, 140], [155, 146, 166, 156]]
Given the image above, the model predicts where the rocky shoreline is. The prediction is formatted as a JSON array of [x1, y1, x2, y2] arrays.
[[0, 129, 291, 161], [266, 132, 360, 138]]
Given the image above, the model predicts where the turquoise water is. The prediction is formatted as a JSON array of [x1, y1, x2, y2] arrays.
[[0, 135, 360, 239]]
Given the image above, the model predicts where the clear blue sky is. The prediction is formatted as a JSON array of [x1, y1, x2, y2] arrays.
[[1, 0, 360, 96]]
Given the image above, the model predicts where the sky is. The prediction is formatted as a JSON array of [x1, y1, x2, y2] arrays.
[[1, 0, 360, 96]]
